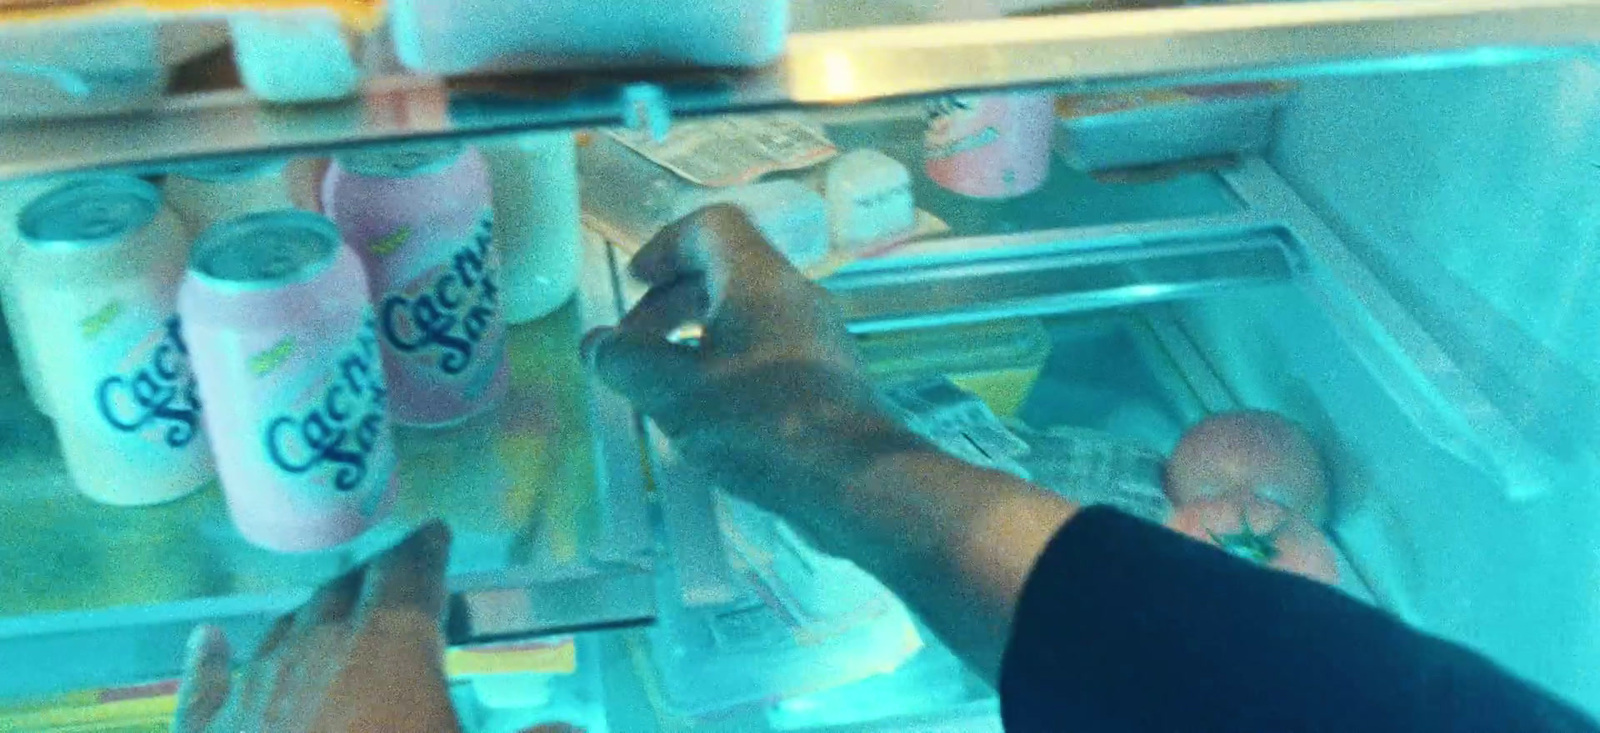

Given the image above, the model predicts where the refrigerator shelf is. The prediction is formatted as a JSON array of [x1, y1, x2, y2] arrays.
[[1, 0, 1597, 180], [0, 241, 655, 701]]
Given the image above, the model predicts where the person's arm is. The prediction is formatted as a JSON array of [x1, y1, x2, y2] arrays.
[[586, 206, 1600, 731], [808, 445, 1076, 682], [1002, 507, 1600, 732], [582, 205, 1077, 682]]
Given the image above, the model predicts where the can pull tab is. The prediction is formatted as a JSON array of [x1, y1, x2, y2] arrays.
[[622, 83, 671, 142]]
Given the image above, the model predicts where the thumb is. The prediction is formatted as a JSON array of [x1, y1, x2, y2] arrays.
[[583, 326, 702, 418], [172, 625, 230, 733]]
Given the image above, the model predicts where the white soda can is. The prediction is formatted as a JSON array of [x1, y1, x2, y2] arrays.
[[481, 133, 581, 323], [13, 177, 213, 506], [163, 159, 296, 236]]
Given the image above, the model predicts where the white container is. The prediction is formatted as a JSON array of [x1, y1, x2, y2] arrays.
[[814, 150, 917, 254], [230, 10, 362, 103], [389, 0, 790, 74], [0, 19, 166, 121], [481, 134, 582, 324], [163, 159, 297, 236], [12, 177, 213, 506]]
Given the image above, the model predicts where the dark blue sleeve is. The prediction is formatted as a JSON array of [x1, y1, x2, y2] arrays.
[[999, 506, 1598, 733]]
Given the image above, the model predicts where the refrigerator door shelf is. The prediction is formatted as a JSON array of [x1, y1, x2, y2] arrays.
[[0, 237, 655, 701]]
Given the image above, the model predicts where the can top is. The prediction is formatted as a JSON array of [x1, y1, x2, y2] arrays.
[[18, 176, 160, 250], [189, 210, 341, 292], [170, 158, 287, 183], [336, 141, 465, 178]]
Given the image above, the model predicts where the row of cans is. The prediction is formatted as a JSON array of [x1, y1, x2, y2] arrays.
[[0, 136, 582, 553]]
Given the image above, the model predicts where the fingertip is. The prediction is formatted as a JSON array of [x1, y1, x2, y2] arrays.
[[185, 624, 227, 667], [394, 519, 453, 571], [412, 519, 453, 558], [361, 520, 453, 617], [175, 625, 231, 733]]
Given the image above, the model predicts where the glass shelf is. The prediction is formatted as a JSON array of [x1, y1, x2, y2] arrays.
[[1, 0, 1593, 180], [0, 240, 654, 700]]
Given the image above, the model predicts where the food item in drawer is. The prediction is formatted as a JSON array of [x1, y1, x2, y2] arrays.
[[924, 91, 1055, 199], [1165, 410, 1331, 525], [1168, 497, 1341, 585], [1054, 83, 1291, 173], [324, 143, 510, 427], [883, 376, 1033, 479], [860, 319, 1051, 418], [387, 0, 790, 74], [813, 149, 917, 254], [482, 133, 582, 324], [1009, 423, 1171, 524], [649, 494, 924, 719], [11, 176, 212, 506], [181, 211, 396, 552], [162, 158, 297, 236]]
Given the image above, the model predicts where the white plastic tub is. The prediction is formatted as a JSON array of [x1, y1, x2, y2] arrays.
[[230, 10, 362, 103], [389, 0, 790, 74]]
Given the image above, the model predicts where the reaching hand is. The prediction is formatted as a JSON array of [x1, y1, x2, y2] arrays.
[[173, 522, 460, 733], [585, 206, 1077, 682], [582, 205, 925, 555]]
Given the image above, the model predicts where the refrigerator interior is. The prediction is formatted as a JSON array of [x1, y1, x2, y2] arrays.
[[1265, 54, 1600, 712], [3, 48, 1600, 733]]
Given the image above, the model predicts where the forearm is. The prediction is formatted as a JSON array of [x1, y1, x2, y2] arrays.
[[795, 438, 1077, 684]]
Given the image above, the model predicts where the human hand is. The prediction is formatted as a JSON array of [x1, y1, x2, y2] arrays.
[[172, 522, 460, 733], [582, 205, 926, 554]]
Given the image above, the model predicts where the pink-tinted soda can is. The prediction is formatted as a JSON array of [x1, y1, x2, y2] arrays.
[[322, 143, 509, 427], [924, 92, 1055, 199], [180, 211, 397, 553]]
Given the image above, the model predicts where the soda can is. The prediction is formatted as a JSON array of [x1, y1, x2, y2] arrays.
[[180, 211, 397, 552], [12, 176, 212, 506], [323, 142, 509, 427], [163, 158, 297, 236]]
